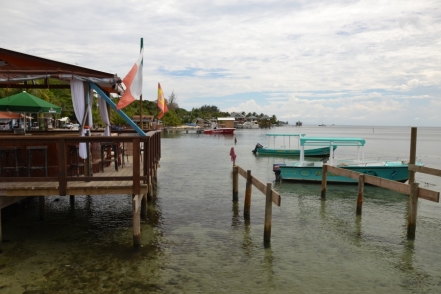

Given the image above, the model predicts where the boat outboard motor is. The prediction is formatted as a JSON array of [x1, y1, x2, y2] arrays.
[[273, 164, 281, 181], [252, 143, 263, 154]]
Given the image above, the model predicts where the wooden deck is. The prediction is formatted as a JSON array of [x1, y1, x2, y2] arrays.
[[0, 131, 162, 249], [0, 155, 148, 197]]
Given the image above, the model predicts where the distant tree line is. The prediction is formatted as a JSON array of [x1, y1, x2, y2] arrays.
[[0, 82, 280, 127]]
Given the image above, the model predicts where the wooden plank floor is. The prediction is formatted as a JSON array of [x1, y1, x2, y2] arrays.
[[0, 156, 148, 197]]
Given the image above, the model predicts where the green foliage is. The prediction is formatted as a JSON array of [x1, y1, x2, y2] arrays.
[[1, 86, 283, 127], [161, 110, 182, 126]]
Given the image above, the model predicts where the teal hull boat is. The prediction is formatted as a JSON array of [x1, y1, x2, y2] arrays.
[[252, 133, 337, 157], [273, 137, 420, 183], [274, 161, 411, 183], [254, 145, 336, 157]]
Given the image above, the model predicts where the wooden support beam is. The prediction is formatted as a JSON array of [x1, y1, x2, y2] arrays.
[[133, 194, 141, 247], [0, 196, 29, 209], [407, 183, 419, 239], [264, 183, 273, 246], [39, 196, 45, 221], [321, 164, 327, 200], [244, 170, 252, 220], [251, 174, 280, 206], [58, 139, 67, 196], [132, 138, 140, 195], [409, 164, 441, 177], [0, 208, 2, 253], [326, 165, 439, 203], [237, 166, 247, 178], [141, 193, 147, 218], [147, 175, 153, 202], [232, 166, 238, 202], [408, 127, 417, 185], [356, 174, 364, 215]]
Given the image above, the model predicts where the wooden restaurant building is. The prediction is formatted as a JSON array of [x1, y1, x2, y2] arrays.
[[0, 48, 161, 250]]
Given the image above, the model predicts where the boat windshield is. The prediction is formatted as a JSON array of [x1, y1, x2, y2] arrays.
[[265, 133, 306, 149], [298, 137, 366, 164]]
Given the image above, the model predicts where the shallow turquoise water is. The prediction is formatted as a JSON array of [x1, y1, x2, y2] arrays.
[[1, 126, 440, 293]]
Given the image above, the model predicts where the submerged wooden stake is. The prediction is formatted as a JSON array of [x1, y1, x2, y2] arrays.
[[0, 208, 2, 253], [321, 164, 327, 200], [39, 196, 45, 221], [264, 183, 273, 245], [233, 166, 238, 202], [141, 193, 147, 218], [407, 182, 419, 239], [133, 194, 141, 246], [244, 170, 252, 220], [147, 175, 153, 202], [356, 174, 364, 215]]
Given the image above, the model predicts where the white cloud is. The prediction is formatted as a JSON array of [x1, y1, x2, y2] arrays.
[[2, 0, 440, 126]]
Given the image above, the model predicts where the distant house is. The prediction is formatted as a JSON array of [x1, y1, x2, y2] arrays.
[[246, 115, 258, 122], [132, 115, 154, 126], [217, 117, 235, 128], [230, 112, 246, 127]]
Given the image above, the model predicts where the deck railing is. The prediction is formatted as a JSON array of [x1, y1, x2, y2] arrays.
[[0, 131, 161, 196]]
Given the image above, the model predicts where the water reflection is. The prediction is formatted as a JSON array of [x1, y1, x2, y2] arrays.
[[2, 127, 441, 293], [231, 201, 241, 227], [263, 248, 275, 288]]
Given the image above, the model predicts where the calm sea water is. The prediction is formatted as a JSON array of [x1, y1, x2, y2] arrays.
[[1, 126, 441, 293]]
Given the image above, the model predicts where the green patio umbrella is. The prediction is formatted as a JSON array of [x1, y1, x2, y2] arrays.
[[0, 91, 62, 114]]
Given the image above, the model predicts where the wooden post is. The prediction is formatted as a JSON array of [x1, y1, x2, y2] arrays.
[[147, 138, 153, 202], [84, 127, 91, 178], [39, 196, 45, 220], [0, 208, 2, 253], [321, 164, 327, 200], [141, 193, 147, 219], [133, 194, 141, 247], [70, 195, 75, 206], [356, 174, 364, 215], [147, 176, 153, 202], [233, 166, 238, 202], [244, 170, 252, 220], [407, 182, 419, 239], [132, 138, 140, 195], [264, 183, 273, 246], [58, 139, 67, 196], [408, 127, 417, 185]]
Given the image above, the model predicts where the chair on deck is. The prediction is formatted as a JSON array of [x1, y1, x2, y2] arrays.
[[27, 146, 48, 176], [0, 146, 25, 177], [68, 145, 84, 176], [100, 143, 119, 172]]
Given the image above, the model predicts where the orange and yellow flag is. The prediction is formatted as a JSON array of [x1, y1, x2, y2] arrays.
[[157, 83, 168, 119]]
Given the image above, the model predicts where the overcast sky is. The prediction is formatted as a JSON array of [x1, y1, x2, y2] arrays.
[[2, 0, 440, 126]]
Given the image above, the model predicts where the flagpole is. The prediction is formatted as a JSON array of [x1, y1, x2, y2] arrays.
[[139, 38, 144, 130]]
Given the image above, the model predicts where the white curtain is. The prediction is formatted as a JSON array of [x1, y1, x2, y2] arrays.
[[87, 88, 93, 128], [70, 80, 88, 159], [98, 95, 111, 136]]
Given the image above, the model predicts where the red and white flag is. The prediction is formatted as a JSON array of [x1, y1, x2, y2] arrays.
[[117, 48, 144, 110]]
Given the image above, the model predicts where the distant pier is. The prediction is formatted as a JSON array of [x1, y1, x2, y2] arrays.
[[163, 126, 204, 134]]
